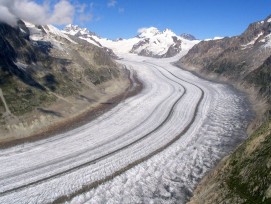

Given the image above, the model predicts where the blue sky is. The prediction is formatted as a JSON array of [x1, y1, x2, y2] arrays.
[[69, 0, 271, 40], [5, 0, 271, 40]]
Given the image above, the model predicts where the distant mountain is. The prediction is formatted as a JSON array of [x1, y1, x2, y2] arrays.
[[63, 24, 96, 37], [62, 24, 118, 59], [130, 27, 199, 58], [63, 25, 200, 58], [180, 33, 196, 41]]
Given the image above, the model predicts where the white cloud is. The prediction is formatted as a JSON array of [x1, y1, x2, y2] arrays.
[[0, 5, 18, 26], [137, 27, 148, 33], [0, 0, 75, 26], [79, 13, 93, 22], [107, 0, 117, 7], [48, 0, 74, 25]]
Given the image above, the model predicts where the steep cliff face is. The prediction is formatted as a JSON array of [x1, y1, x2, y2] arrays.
[[0, 20, 129, 143], [179, 15, 271, 204]]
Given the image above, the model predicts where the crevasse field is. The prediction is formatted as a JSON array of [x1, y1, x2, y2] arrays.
[[0, 54, 251, 204]]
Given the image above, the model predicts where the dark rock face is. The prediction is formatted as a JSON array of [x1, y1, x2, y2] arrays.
[[0, 22, 46, 90], [245, 55, 271, 100], [163, 36, 182, 58], [130, 38, 150, 53]]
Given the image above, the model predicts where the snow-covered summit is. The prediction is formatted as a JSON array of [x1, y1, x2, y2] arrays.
[[162, 28, 176, 36], [131, 27, 200, 58], [137, 27, 160, 38], [63, 24, 95, 36], [23, 21, 76, 47], [137, 27, 176, 39]]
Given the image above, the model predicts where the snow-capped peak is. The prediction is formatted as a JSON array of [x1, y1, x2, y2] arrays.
[[130, 27, 200, 58], [162, 28, 176, 36], [63, 24, 94, 36], [137, 27, 161, 38], [23, 21, 76, 44]]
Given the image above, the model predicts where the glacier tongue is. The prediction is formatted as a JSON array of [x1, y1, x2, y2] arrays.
[[68, 54, 251, 204], [0, 53, 251, 204]]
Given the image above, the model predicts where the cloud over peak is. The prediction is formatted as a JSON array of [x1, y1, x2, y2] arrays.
[[0, 0, 74, 26]]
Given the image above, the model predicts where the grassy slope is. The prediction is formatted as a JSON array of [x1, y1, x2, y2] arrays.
[[189, 118, 271, 204]]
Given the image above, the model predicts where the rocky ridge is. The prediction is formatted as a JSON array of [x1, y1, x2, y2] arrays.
[[179, 15, 271, 106]]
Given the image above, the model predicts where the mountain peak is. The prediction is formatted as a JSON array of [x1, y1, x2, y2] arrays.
[[63, 24, 94, 36], [180, 33, 197, 40], [137, 27, 160, 38], [162, 28, 176, 36]]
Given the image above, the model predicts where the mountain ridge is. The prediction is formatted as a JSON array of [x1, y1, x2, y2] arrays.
[[62, 24, 200, 58]]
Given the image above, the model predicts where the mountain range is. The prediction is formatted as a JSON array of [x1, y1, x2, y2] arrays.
[[63, 24, 200, 58]]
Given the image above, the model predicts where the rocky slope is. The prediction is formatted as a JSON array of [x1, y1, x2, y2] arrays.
[[63, 25, 199, 58], [178, 15, 271, 203], [179, 15, 271, 105], [0, 20, 130, 144]]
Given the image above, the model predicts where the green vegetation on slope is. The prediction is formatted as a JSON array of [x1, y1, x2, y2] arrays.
[[189, 117, 271, 204], [226, 118, 271, 203]]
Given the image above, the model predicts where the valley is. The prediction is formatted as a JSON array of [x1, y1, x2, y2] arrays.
[[0, 53, 252, 203], [0, 8, 270, 204]]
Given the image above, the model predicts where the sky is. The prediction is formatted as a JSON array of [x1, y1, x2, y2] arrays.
[[0, 0, 271, 40]]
